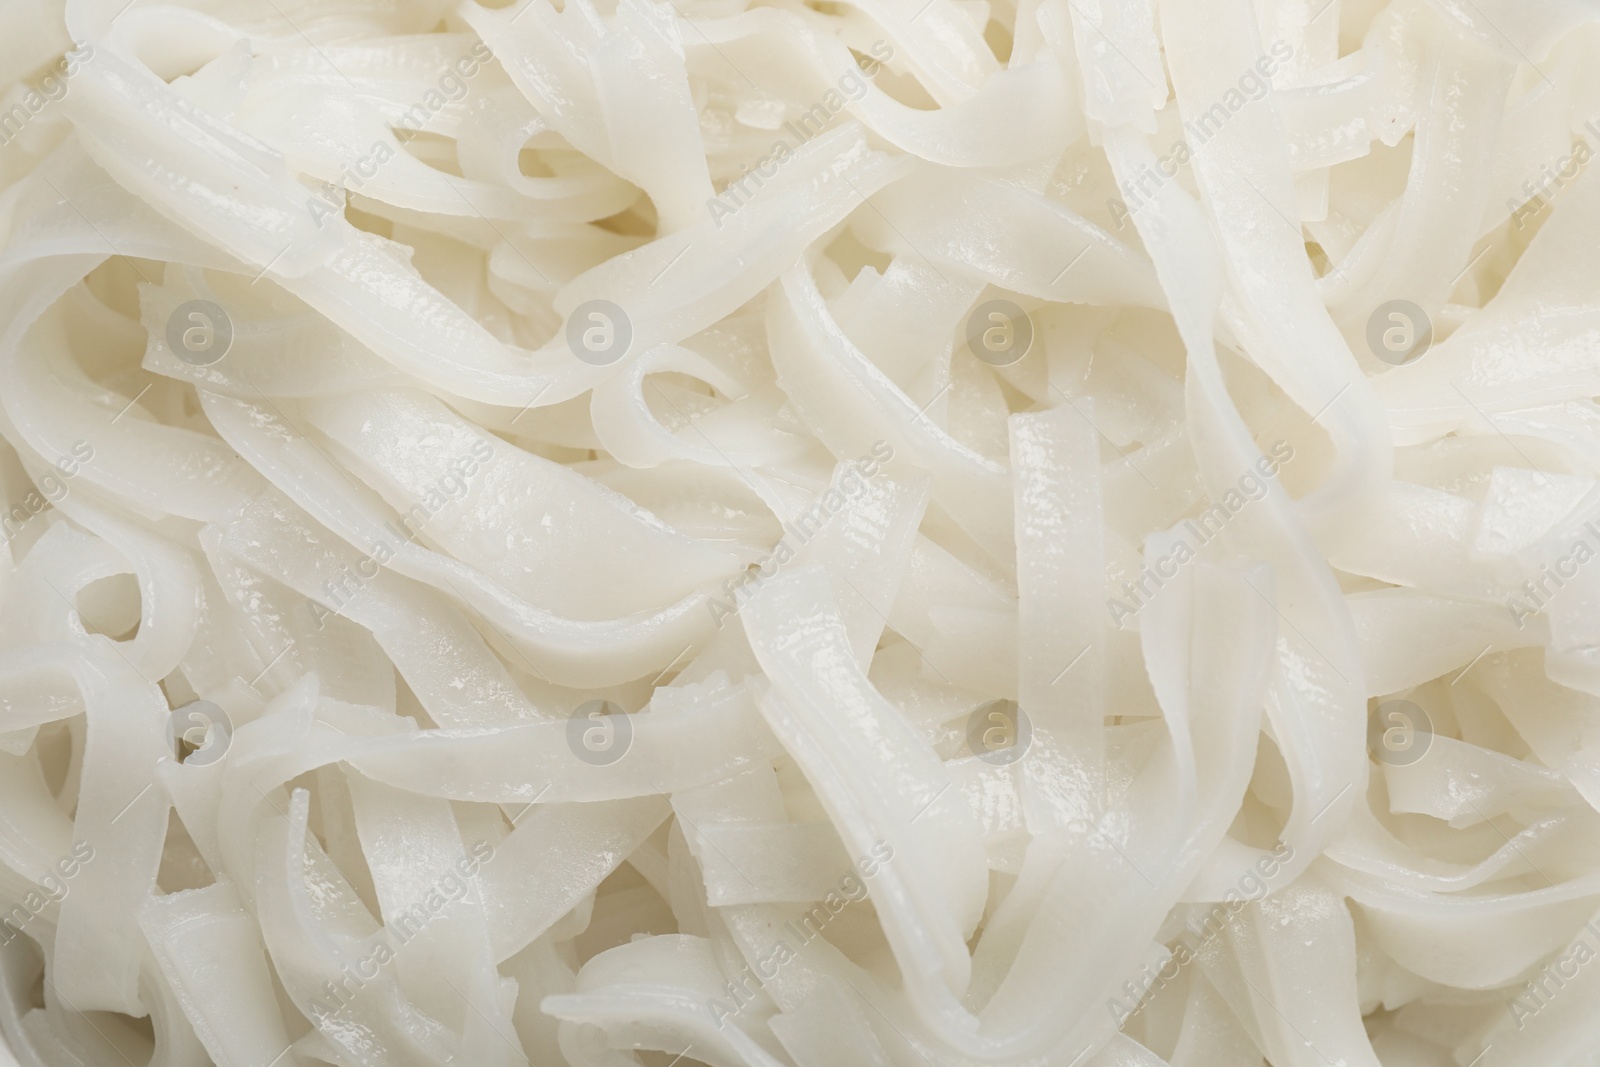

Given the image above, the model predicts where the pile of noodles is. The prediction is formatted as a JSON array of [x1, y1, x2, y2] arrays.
[[1, 0, 1599, 1064]]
